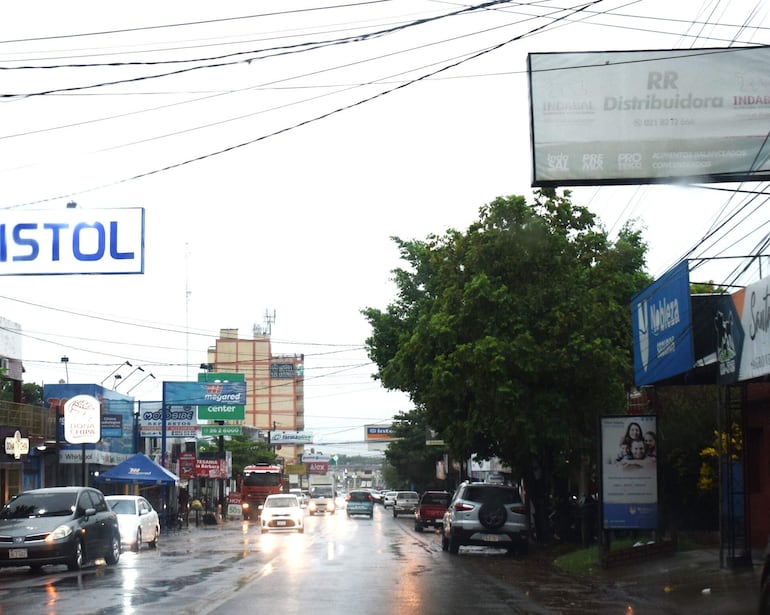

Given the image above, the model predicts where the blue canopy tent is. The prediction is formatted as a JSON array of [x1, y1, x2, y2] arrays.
[[96, 454, 179, 528], [97, 453, 179, 485]]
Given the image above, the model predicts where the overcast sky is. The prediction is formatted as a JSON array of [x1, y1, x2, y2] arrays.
[[1, 1, 768, 455]]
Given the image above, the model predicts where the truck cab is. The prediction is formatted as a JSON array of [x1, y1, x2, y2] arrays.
[[307, 484, 336, 515]]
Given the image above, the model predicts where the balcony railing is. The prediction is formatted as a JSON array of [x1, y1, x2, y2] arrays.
[[0, 400, 56, 441]]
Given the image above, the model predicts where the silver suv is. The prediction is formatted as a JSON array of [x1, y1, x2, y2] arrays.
[[441, 481, 529, 556]]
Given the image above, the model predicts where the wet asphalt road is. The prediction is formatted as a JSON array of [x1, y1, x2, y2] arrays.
[[0, 501, 762, 614]]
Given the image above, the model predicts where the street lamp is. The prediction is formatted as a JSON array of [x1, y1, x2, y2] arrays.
[[60, 356, 69, 384], [126, 372, 155, 394], [115, 366, 144, 390], [100, 361, 132, 386]]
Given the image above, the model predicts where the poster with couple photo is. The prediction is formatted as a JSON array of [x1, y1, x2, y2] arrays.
[[601, 415, 658, 530]]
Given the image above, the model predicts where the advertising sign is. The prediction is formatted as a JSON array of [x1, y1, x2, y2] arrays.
[[100, 414, 123, 438], [365, 425, 395, 441], [269, 430, 313, 445], [601, 415, 658, 529], [163, 381, 247, 406], [737, 275, 770, 381], [631, 260, 693, 386], [138, 402, 197, 438], [307, 461, 329, 474], [179, 452, 196, 479], [270, 363, 295, 378], [63, 394, 101, 444], [0, 208, 145, 275], [195, 458, 227, 479], [529, 47, 770, 186]]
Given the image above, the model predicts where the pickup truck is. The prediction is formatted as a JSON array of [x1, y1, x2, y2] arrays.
[[414, 491, 449, 531]]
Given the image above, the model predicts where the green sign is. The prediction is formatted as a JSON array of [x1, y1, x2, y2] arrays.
[[197, 372, 245, 382], [198, 404, 245, 421], [195, 372, 246, 420], [201, 425, 243, 436]]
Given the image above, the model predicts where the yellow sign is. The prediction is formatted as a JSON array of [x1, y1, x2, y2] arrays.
[[285, 463, 306, 475]]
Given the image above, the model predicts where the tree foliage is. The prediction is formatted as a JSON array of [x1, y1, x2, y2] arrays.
[[364, 190, 650, 492], [384, 407, 446, 492]]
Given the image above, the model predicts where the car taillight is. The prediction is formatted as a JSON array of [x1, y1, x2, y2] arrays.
[[453, 502, 474, 512], [345, 494, 351, 501]]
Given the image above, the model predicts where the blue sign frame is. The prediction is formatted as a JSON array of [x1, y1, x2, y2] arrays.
[[631, 260, 693, 386]]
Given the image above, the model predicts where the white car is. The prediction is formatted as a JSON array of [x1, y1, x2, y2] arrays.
[[382, 491, 398, 508], [289, 488, 307, 506], [259, 494, 304, 534], [106, 495, 160, 552]]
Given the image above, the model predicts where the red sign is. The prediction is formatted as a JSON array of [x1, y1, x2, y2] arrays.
[[228, 492, 242, 506], [195, 458, 226, 479], [179, 452, 196, 479], [307, 461, 329, 474]]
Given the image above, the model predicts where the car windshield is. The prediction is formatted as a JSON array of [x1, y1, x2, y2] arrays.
[[109, 500, 137, 515], [265, 497, 298, 508], [422, 494, 449, 506], [466, 486, 522, 504], [349, 492, 371, 502], [0, 492, 76, 519]]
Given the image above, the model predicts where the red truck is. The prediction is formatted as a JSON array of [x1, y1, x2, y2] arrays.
[[239, 463, 286, 520], [413, 491, 450, 532]]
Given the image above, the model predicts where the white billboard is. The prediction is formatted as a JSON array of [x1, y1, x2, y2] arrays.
[[0, 208, 145, 275], [528, 47, 770, 186]]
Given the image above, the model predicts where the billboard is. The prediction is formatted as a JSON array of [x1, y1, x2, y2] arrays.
[[736, 275, 770, 381], [0, 208, 145, 275], [631, 260, 694, 386], [601, 415, 658, 530], [528, 47, 770, 186]]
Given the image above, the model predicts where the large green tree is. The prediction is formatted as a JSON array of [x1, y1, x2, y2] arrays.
[[364, 190, 650, 535], [384, 407, 447, 493]]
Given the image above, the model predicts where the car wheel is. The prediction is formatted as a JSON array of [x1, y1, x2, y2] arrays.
[[369, 513, 373, 519], [392, 509, 397, 518], [414, 522, 423, 532], [105, 533, 121, 566], [448, 531, 460, 555], [298, 527, 304, 534], [441, 532, 449, 551], [149, 527, 159, 549], [133, 529, 142, 552], [261, 528, 268, 534], [67, 539, 85, 571], [478, 502, 507, 530], [347, 512, 351, 518]]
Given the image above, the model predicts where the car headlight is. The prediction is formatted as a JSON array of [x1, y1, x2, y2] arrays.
[[46, 524, 74, 542]]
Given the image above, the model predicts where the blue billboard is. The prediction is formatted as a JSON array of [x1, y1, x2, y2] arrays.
[[631, 260, 693, 386], [162, 381, 247, 406]]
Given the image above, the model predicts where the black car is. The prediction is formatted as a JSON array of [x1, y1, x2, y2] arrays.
[[0, 486, 121, 571]]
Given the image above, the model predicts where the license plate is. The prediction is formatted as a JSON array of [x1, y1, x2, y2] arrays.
[[481, 534, 503, 542], [9, 548, 28, 559], [276, 520, 287, 526]]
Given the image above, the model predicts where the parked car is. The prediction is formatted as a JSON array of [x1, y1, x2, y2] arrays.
[[0, 486, 121, 571], [441, 481, 530, 556], [346, 490, 374, 518], [414, 491, 450, 532], [382, 491, 398, 509], [259, 494, 304, 533], [106, 495, 160, 552], [392, 491, 419, 517]]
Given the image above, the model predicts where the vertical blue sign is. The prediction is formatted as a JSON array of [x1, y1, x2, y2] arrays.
[[631, 260, 693, 386]]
